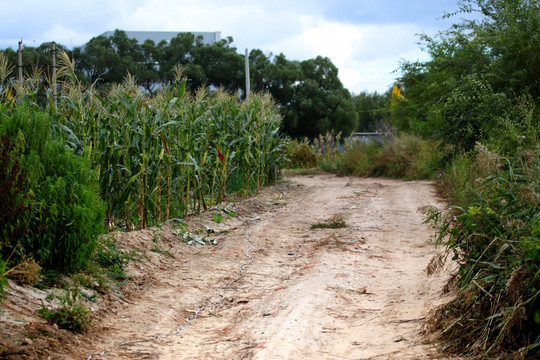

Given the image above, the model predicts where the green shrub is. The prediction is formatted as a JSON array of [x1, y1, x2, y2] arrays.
[[314, 132, 443, 180], [0, 103, 105, 272], [0, 134, 29, 251], [284, 138, 317, 168], [372, 134, 442, 179], [437, 75, 508, 152], [427, 147, 540, 358], [341, 140, 381, 177], [93, 236, 130, 282], [314, 131, 344, 173], [39, 288, 90, 333]]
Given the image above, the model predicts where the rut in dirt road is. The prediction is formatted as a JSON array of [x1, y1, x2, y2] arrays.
[[81, 174, 454, 360]]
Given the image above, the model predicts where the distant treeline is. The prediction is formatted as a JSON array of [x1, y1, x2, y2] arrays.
[[0, 31, 392, 138]]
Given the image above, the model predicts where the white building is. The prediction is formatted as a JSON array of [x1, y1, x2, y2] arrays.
[[98, 31, 221, 45]]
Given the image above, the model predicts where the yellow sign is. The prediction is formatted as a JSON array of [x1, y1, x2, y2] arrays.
[[391, 83, 403, 107]]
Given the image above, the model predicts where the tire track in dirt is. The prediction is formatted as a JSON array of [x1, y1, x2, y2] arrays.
[[78, 174, 455, 360]]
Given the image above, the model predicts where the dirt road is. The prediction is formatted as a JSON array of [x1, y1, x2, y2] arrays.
[[1, 174, 455, 359]]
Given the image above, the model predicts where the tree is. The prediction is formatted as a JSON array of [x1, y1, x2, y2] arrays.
[[157, 32, 196, 83], [191, 37, 244, 91], [248, 49, 272, 92], [138, 39, 160, 93], [74, 35, 123, 84], [281, 56, 358, 138], [264, 53, 303, 108], [393, 0, 539, 150], [2, 32, 363, 140], [353, 91, 390, 131]]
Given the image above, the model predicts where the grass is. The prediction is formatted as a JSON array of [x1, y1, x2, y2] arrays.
[[310, 214, 347, 229]]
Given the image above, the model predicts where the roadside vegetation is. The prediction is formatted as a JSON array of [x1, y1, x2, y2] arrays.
[[285, 0, 539, 358]]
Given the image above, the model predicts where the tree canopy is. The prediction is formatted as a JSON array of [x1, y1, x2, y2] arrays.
[[392, 0, 539, 151], [1, 30, 372, 139]]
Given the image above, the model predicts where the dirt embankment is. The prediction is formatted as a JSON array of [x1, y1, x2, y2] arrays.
[[1, 174, 458, 359]]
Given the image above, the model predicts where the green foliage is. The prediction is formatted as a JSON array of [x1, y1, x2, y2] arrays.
[[2, 53, 286, 233], [313, 131, 344, 174], [490, 94, 539, 156], [340, 140, 381, 177], [93, 236, 131, 282], [39, 288, 90, 333], [314, 132, 443, 180], [371, 134, 443, 179], [437, 75, 508, 151], [390, 4, 540, 353], [393, 0, 540, 151], [0, 134, 29, 247], [282, 56, 358, 138], [310, 214, 346, 229], [3, 34, 361, 139], [0, 260, 7, 302], [522, 217, 540, 278], [0, 103, 105, 272], [426, 145, 540, 358], [211, 213, 223, 223], [284, 139, 317, 169], [353, 90, 391, 132]]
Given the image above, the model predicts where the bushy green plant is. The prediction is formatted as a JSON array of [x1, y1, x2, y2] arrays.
[[0, 103, 105, 272], [340, 140, 381, 177], [211, 213, 223, 223], [314, 132, 443, 180], [371, 134, 442, 179], [313, 131, 344, 173], [491, 94, 539, 156], [93, 236, 131, 282], [284, 138, 317, 168], [426, 146, 540, 358], [0, 134, 29, 252], [39, 288, 90, 333], [437, 75, 508, 152]]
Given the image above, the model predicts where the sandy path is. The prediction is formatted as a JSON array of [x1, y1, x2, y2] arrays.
[[78, 174, 453, 360]]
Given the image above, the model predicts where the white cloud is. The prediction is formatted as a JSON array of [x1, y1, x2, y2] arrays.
[[0, 0, 445, 93], [41, 24, 95, 49], [253, 18, 429, 93]]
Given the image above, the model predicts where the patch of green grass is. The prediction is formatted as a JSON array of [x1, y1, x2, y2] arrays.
[[310, 215, 347, 229]]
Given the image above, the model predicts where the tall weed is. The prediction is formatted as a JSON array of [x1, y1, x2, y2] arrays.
[[313, 132, 443, 180], [426, 146, 540, 358], [284, 138, 317, 169]]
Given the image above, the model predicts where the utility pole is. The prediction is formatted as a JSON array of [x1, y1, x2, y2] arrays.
[[52, 41, 57, 107], [18, 40, 23, 84], [245, 48, 250, 100]]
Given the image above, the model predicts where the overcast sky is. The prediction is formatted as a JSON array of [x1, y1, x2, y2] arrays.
[[0, 0, 465, 93]]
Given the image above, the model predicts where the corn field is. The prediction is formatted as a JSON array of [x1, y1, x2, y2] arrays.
[[1, 52, 286, 231]]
